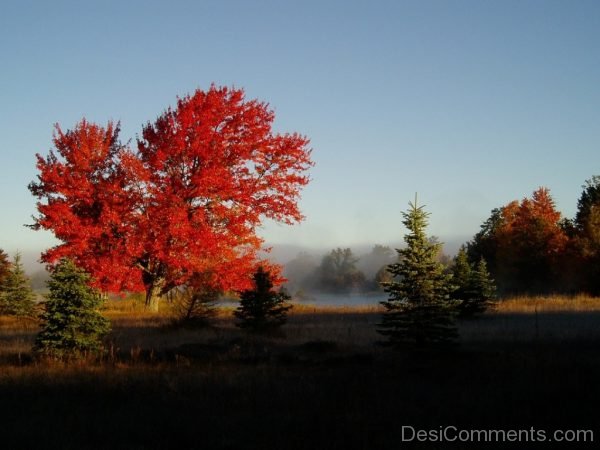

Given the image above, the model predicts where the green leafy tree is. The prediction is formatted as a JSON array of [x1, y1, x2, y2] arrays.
[[0, 253, 36, 317], [316, 248, 366, 293], [34, 259, 110, 359], [235, 266, 292, 333], [378, 198, 458, 347]]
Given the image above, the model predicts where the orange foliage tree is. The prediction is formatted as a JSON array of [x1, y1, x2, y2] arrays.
[[29, 86, 313, 310], [0, 249, 10, 287], [469, 187, 568, 294]]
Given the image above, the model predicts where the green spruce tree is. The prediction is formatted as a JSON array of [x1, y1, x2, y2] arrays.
[[452, 247, 496, 317], [451, 247, 472, 302], [467, 258, 496, 314], [378, 198, 458, 347], [34, 259, 110, 359], [235, 266, 292, 333], [0, 253, 36, 317]]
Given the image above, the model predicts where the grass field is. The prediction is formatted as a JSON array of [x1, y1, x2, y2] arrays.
[[1, 296, 599, 449]]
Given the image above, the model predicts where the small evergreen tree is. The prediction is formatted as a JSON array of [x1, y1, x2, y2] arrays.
[[378, 198, 458, 347], [451, 247, 472, 302], [453, 251, 496, 317], [0, 253, 36, 317], [235, 266, 292, 333], [469, 258, 496, 310], [34, 259, 110, 359]]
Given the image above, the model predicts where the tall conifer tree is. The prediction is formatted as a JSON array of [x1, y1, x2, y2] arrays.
[[378, 198, 458, 347]]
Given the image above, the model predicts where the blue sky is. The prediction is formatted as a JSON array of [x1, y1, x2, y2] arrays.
[[1, 0, 599, 266]]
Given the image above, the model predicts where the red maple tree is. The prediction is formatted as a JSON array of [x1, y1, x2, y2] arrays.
[[30, 86, 313, 310]]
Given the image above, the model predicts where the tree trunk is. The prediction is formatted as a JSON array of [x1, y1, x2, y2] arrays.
[[145, 277, 165, 312]]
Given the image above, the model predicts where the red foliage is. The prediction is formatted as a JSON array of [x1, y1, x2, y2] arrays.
[[497, 187, 567, 256], [494, 187, 568, 292], [30, 86, 313, 304]]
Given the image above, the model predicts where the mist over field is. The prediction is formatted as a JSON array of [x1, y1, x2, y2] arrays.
[[268, 239, 461, 290], [265, 239, 466, 265], [19, 238, 468, 290]]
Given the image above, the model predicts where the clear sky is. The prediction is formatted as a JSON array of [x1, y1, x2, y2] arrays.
[[1, 0, 599, 267]]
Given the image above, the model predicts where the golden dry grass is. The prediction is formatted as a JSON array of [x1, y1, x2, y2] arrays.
[[2, 295, 600, 450], [494, 294, 600, 313], [1, 294, 599, 366]]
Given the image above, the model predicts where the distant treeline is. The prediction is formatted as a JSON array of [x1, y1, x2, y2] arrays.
[[467, 178, 600, 296], [284, 176, 600, 297], [283, 243, 449, 295]]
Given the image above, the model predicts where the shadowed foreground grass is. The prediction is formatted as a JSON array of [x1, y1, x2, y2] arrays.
[[1, 297, 599, 449]]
